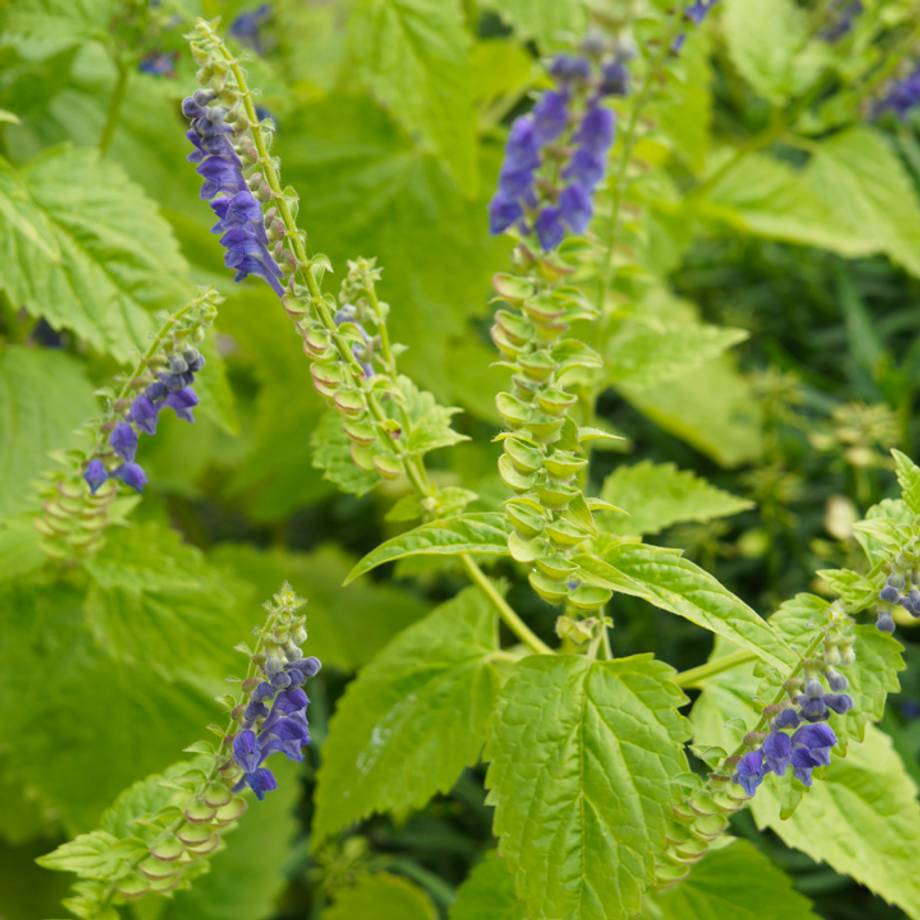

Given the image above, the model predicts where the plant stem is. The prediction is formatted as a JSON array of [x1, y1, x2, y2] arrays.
[[99, 58, 130, 155], [675, 649, 756, 688], [461, 554, 553, 655], [203, 23, 552, 655]]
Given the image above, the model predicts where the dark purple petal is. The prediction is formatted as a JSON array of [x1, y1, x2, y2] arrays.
[[563, 148, 606, 189], [244, 766, 277, 800], [113, 462, 147, 493], [761, 731, 792, 776], [503, 117, 541, 173], [532, 90, 569, 145], [84, 458, 109, 494], [575, 104, 615, 155], [824, 693, 853, 715], [773, 708, 800, 730], [129, 395, 161, 435], [558, 183, 593, 233], [535, 206, 565, 251], [232, 729, 262, 772], [733, 750, 765, 796], [165, 387, 199, 422], [489, 194, 524, 235], [549, 54, 591, 83], [109, 421, 138, 462]]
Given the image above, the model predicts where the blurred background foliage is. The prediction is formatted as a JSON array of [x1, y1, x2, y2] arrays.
[[1, 0, 919, 917]]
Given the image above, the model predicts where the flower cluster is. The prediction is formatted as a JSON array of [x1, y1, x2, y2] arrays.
[[820, 0, 862, 42], [873, 62, 920, 121], [672, 0, 719, 54], [230, 3, 273, 55], [182, 89, 286, 297], [733, 665, 853, 796], [230, 599, 320, 799], [876, 569, 920, 632], [84, 347, 204, 495], [489, 47, 628, 250]]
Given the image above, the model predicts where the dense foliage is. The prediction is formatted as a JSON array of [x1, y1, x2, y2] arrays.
[[2, 1, 920, 918]]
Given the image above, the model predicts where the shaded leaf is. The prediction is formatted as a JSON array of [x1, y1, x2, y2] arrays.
[[326, 873, 437, 920], [450, 850, 525, 920], [311, 409, 381, 498], [312, 588, 501, 841]]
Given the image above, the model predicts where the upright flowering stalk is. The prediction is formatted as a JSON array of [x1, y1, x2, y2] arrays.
[[488, 43, 630, 637], [39, 585, 320, 916], [34, 288, 220, 559], [671, 1, 720, 54]]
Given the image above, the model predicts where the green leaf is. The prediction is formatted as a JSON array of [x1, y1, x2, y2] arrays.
[[485, 654, 690, 920], [0, 147, 190, 360], [750, 726, 920, 918], [0, 345, 96, 516], [311, 409, 381, 498], [606, 320, 747, 390], [891, 449, 920, 514], [0, 0, 116, 58], [37, 830, 144, 880], [696, 152, 874, 256], [722, 0, 827, 105], [599, 461, 752, 537], [485, 0, 587, 46], [577, 543, 795, 670], [209, 543, 429, 672], [82, 521, 259, 694], [345, 513, 512, 583], [346, 0, 477, 190], [312, 588, 501, 842], [398, 375, 469, 456], [0, 582, 214, 830], [644, 838, 818, 919], [450, 851, 526, 920], [159, 761, 300, 920], [815, 567, 877, 609], [326, 873, 437, 920], [617, 358, 763, 467], [806, 128, 920, 279]]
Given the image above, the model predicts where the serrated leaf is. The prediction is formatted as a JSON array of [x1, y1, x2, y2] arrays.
[[37, 830, 144, 880], [617, 357, 762, 467], [82, 521, 259, 694], [806, 128, 920, 279], [312, 588, 501, 842], [644, 838, 817, 919], [346, 0, 477, 190], [696, 152, 873, 256], [815, 567, 877, 609], [0, 346, 96, 516], [398, 375, 469, 456], [577, 544, 795, 671], [722, 0, 827, 105], [486, 0, 587, 46], [0, 147, 190, 360], [0, 582, 214, 830], [750, 727, 920, 918], [599, 461, 752, 537], [891, 449, 920, 514], [326, 873, 437, 920], [854, 498, 915, 568], [451, 851, 525, 920], [311, 409, 381, 497], [606, 320, 747, 390], [0, 0, 116, 58], [485, 654, 690, 920], [345, 512, 512, 583]]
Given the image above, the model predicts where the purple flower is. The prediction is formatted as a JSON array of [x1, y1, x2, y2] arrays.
[[532, 91, 569, 144], [790, 723, 836, 786], [773, 708, 800, 730], [165, 387, 198, 422], [558, 184, 593, 233], [563, 148, 606, 190], [113, 462, 147, 493], [824, 693, 853, 715], [139, 52, 176, 78], [535, 207, 564, 251], [232, 730, 262, 772], [243, 766, 277, 800], [672, 0, 719, 54], [574, 104, 615, 156], [129, 395, 161, 436], [761, 731, 792, 776], [734, 750, 765, 796], [600, 59, 629, 97], [876, 610, 896, 633], [873, 62, 920, 121], [183, 94, 285, 297], [489, 194, 524, 234], [230, 3, 272, 55], [109, 422, 138, 462], [84, 459, 108, 494], [821, 1, 862, 42], [549, 55, 591, 83]]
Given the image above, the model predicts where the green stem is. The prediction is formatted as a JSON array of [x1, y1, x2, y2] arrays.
[[461, 554, 553, 655], [675, 649, 756, 688], [99, 58, 130, 155], [203, 23, 550, 655]]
